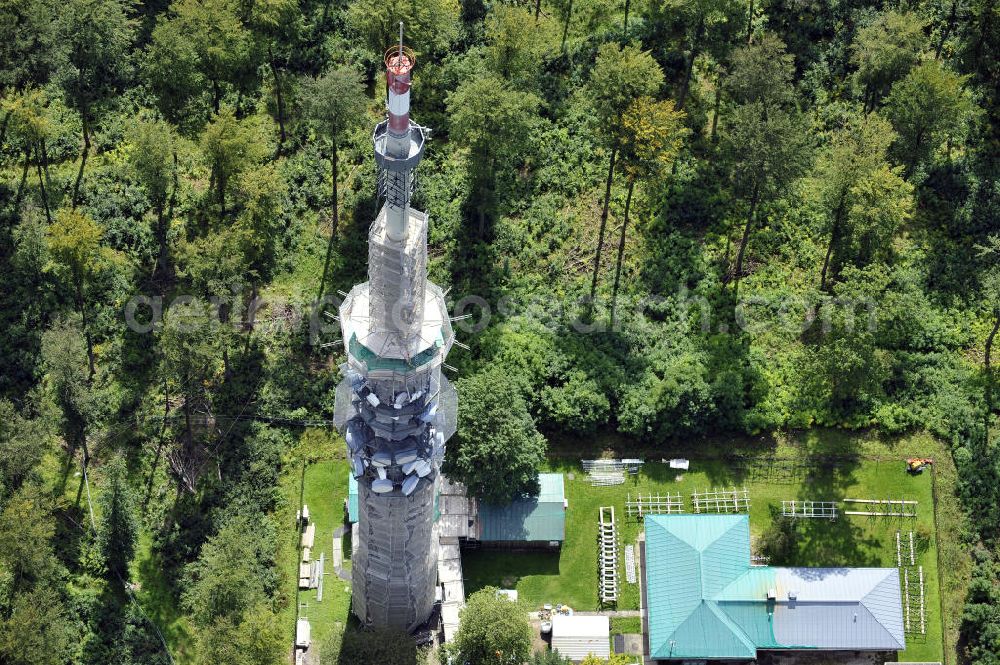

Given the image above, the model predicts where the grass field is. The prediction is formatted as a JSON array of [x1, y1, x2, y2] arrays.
[[39, 424, 967, 665], [463, 430, 952, 663], [277, 458, 354, 657]]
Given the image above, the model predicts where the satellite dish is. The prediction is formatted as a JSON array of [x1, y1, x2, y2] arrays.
[[396, 449, 418, 465], [401, 474, 420, 496], [419, 403, 438, 423]]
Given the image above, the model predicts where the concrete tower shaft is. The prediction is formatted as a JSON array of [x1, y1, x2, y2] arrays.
[[333, 33, 457, 632]]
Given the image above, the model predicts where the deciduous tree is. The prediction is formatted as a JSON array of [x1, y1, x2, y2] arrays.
[[158, 300, 224, 489], [447, 76, 541, 236], [143, 17, 205, 126], [586, 43, 663, 303], [884, 59, 972, 171], [2, 88, 53, 218], [299, 65, 367, 298], [52, 0, 135, 205], [0, 0, 54, 104], [46, 208, 120, 376], [231, 163, 287, 324], [978, 236, 1000, 419], [659, 0, 743, 110], [485, 4, 554, 89], [611, 96, 687, 321], [722, 35, 811, 287], [40, 317, 97, 464], [127, 117, 177, 278], [346, 0, 460, 55], [0, 587, 76, 665], [199, 107, 268, 223], [0, 400, 49, 492], [0, 486, 61, 595], [446, 587, 533, 665], [243, 0, 300, 149], [184, 515, 279, 625], [149, 0, 252, 116], [812, 111, 898, 290], [851, 10, 927, 112], [446, 366, 547, 504], [194, 603, 284, 665]]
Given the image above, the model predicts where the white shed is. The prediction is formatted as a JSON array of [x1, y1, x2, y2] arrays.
[[550, 615, 610, 661], [295, 618, 311, 649]]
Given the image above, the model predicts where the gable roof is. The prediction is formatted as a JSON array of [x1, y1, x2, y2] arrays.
[[478, 473, 565, 542], [644, 514, 906, 660]]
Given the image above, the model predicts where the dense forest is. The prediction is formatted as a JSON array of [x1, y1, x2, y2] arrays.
[[1, 0, 999, 663]]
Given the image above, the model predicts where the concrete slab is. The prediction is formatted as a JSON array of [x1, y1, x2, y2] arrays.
[[438, 554, 462, 584], [443, 580, 465, 603]]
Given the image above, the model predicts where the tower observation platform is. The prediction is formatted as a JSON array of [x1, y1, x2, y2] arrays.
[[332, 36, 458, 631]]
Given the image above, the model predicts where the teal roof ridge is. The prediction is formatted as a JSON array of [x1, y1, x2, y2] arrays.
[[706, 600, 758, 656]]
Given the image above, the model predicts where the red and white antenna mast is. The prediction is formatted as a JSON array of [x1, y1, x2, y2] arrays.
[[386, 22, 412, 137]]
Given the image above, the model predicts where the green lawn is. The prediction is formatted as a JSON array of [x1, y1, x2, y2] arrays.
[[463, 430, 949, 663], [610, 617, 642, 634], [277, 458, 354, 656]]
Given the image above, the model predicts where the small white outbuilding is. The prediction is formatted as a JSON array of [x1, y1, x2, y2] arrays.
[[550, 615, 610, 661], [295, 618, 311, 649]]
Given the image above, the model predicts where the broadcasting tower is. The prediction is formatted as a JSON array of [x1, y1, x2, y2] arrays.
[[333, 28, 457, 631]]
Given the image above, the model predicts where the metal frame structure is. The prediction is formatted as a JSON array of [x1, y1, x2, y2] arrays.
[[692, 487, 751, 514], [781, 500, 838, 519], [844, 499, 917, 519], [584, 459, 642, 486], [333, 32, 457, 632], [625, 492, 684, 519], [582, 459, 644, 472], [599, 506, 618, 604], [902, 566, 926, 635], [590, 471, 625, 486], [896, 531, 918, 567]]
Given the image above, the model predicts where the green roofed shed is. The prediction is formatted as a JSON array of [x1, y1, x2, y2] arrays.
[[348, 473, 358, 523], [477, 473, 565, 544]]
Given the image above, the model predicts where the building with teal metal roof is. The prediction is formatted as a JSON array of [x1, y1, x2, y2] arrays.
[[348, 472, 565, 546], [644, 514, 905, 660], [347, 473, 359, 523], [477, 473, 565, 545]]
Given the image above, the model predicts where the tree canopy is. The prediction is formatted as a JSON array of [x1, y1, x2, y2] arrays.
[[1, 0, 999, 662], [447, 587, 534, 665], [446, 366, 547, 505]]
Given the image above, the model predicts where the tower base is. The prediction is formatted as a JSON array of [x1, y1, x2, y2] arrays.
[[351, 475, 438, 631]]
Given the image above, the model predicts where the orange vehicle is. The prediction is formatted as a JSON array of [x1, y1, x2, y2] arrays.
[[906, 458, 934, 473]]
